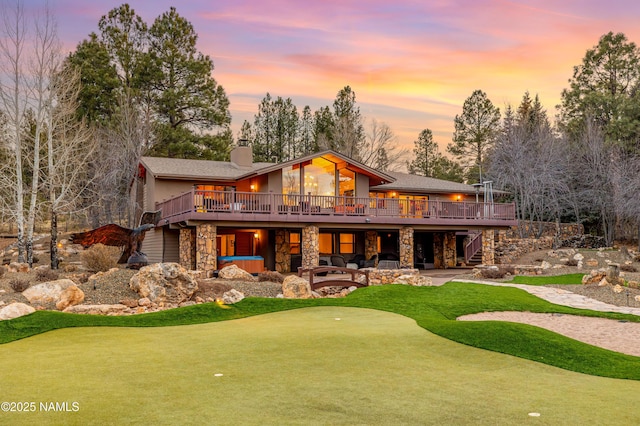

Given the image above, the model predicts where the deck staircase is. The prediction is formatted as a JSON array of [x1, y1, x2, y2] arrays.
[[464, 232, 483, 265]]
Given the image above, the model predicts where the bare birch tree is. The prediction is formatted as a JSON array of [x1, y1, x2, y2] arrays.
[[0, 0, 28, 261], [23, 2, 59, 265], [45, 65, 96, 268]]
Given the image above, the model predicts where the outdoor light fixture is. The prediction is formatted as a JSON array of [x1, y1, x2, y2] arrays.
[[456, 195, 461, 201], [254, 232, 259, 239], [250, 184, 256, 191]]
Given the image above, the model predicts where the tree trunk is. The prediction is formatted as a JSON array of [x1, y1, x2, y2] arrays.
[[50, 210, 58, 269]]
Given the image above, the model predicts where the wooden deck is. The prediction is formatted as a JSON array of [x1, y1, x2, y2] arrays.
[[156, 190, 517, 227]]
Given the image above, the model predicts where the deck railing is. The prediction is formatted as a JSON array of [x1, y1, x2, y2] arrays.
[[156, 189, 516, 222]]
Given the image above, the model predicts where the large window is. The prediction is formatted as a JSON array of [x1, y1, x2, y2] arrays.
[[319, 233, 333, 254], [304, 158, 335, 196], [282, 166, 300, 195], [339, 233, 354, 254], [339, 169, 355, 197]]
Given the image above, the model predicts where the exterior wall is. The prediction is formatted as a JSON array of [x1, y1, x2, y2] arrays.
[[365, 231, 378, 265], [148, 178, 195, 207], [275, 229, 290, 273], [482, 229, 495, 265], [399, 227, 414, 268], [142, 227, 164, 264], [355, 173, 370, 197], [301, 225, 319, 268], [179, 228, 196, 270], [196, 224, 217, 275], [267, 170, 283, 193]]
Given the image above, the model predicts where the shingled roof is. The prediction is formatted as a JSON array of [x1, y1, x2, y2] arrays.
[[372, 171, 479, 194], [140, 156, 274, 181]]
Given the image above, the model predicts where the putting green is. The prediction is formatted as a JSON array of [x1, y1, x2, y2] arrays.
[[1, 307, 639, 425]]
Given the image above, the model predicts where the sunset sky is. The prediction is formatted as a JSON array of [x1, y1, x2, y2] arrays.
[[24, 0, 640, 157]]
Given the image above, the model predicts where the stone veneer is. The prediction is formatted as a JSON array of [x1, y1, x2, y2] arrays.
[[482, 229, 495, 265], [196, 223, 217, 275], [364, 268, 432, 286], [365, 231, 378, 265], [434, 232, 457, 269], [274, 229, 290, 273], [399, 227, 414, 268], [301, 225, 319, 269], [179, 228, 196, 270]]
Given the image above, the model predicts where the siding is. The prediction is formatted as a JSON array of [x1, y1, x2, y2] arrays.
[[143, 228, 164, 264], [163, 229, 180, 263]]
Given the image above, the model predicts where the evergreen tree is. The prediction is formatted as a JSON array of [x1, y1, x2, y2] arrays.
[[408, 129, 439, 176], [332, 86, 365, 159], [559, 32, 640, 149], [145, 7, 231, 158], [447, 89, 500, 183]]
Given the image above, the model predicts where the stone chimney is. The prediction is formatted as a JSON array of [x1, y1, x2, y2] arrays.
[[230, 145, 253, 169]]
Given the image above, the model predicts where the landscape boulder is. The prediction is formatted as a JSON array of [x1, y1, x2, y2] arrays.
[[0, 302, 35, 320], [218, 264, 256, 281], [55, 285, 85, 310], [129, 263, 198, 304], [22, 279, 77, 305], [221, 289, 245, 304], [582, 269, 607, 285], [281, 275, 313, 299]]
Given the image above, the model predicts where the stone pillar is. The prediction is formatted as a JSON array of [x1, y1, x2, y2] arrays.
[[301, 225, 319, 269], [275, 229, 291, 273], [482, 229, 495, 265], [179, 228, 196, 270], [196, 223, 217, 275], [433, 232, 444, 269], [444, 231, 457, 268], [399, 227, 414, 268], [365, 231, 378, 265]]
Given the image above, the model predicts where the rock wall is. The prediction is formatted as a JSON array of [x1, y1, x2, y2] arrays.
[[301, 225, 319, 269], [179, 228, 196, 270], [495, 236, 554, 264], [504, 222, 583, 239], [275, 229, 290, 273], [444, 231, 456, 268], [399, 227, 414, 268], [433, 232, 456, 269], [196, 223, 217, 275], [482, 229, 495, 265], [365, 268, 432, 286]]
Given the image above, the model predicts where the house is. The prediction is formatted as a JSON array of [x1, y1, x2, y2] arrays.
[[137, 146, 516, 275]]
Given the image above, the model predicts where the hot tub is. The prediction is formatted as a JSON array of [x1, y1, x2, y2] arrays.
[[217, 256, 265, 274]]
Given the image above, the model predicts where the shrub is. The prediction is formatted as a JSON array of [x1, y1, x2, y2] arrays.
[[10, 278, 30, 292], [35, 268, 59, 282], [565, 259, 579, 267], [258, 270, 285, 283], [620, 264, 637, 273], [80, 244, 119, 272]]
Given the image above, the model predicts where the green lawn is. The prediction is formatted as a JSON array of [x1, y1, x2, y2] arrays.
[[1, 306, 639, 425], [505, 273, 585, 285], [1, 282, 639, 380]]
